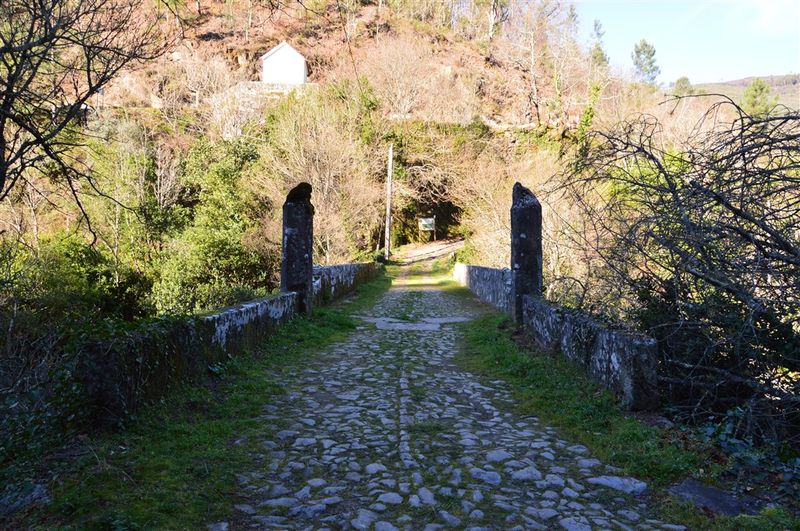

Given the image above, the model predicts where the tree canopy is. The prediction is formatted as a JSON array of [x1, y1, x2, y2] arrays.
[[590, 19, 609, 67], [672, 76, 694, 96]]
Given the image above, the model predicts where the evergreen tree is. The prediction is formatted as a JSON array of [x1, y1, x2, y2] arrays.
[[741, 78, 777, 117], [590, 20, 609, 67], [631, 39, 660, 84], [673, 76, 694, 96]]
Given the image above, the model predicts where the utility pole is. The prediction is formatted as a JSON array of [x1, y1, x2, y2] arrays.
[[384, 143, 393, 260]]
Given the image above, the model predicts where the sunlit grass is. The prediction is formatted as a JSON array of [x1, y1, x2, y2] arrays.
[[457, 313, 701, 484]]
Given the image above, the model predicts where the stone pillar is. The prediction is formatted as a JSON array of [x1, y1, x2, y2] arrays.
[[510, 182, 543, 323], [280, 182, 314, 314]]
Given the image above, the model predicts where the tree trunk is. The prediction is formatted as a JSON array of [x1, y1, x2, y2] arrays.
[[530, 35, 541, 124], [487, 0, 497, 41]]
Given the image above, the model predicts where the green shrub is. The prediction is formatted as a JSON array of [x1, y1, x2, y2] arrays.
[[152, 139, 277, 314], [13, 234, 153, 321]]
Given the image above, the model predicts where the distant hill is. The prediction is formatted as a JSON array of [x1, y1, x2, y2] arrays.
[[694, 74, 799, 110]]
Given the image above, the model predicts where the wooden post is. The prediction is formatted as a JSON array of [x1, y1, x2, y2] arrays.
[[384, 143, 393, 260], [433, 215, 437, 241]]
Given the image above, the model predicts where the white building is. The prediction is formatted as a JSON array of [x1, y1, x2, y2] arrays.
[[260, 41, 307, 86]]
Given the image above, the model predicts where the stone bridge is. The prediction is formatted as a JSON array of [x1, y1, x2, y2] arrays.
[[202, 182, 680, 530]]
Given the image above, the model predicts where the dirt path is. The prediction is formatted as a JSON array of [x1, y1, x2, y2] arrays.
[[214, 251, 682, 530]]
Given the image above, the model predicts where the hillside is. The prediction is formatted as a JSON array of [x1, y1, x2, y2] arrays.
[[104, 0, 608, 129], [695, 74, 800, 109]]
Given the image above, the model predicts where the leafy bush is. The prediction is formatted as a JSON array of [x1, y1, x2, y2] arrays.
[[1, 234, 153, 404], [0, 235, 155, 464], [152, 139, 277, 314]]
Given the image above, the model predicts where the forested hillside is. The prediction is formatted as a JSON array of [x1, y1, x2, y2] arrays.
[[2, 0, 799, 521], [0, 0, 691, 316]]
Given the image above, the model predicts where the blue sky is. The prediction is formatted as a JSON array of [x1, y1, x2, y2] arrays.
[[572, 0, 800, 84]]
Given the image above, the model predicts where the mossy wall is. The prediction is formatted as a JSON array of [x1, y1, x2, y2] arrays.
[[75, 263, 379, 427], [454, 262, 657, 410]]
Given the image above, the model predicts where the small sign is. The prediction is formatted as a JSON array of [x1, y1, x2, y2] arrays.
[[418, 217, 435, 231]]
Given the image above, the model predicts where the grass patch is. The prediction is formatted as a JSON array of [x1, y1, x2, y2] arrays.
[[12, 273, 392, 530], [457, 314, 700, 484], [658, 499, 799, 530], [409, 385, 426, 402], [457, 313, 800, 529]]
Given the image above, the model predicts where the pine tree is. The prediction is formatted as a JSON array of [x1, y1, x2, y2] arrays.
[[673, 76, 694, 96], [590, 20, 609, 68], [631, 39, 660, 85], [741, 78, 777, 117]]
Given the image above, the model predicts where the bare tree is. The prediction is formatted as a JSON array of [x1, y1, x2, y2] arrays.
[[364, 37, 432, 118], [486, 0, 509, 41], [251, 88, 383, 263], [182, 52, 232, 107], [0, 174, 62, 251], [500, 0, 564, 125], [562, 98, 800, 444], [151, 144, 181, 213], [0, 0, 165, 222]]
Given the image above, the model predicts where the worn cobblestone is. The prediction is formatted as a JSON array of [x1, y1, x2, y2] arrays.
[[217, 269, 679, 530]]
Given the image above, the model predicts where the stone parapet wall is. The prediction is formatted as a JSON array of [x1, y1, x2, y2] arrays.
[[203, 261, 379, 358], [201, 292, 299, 356], [522, 296, 658, 410], [79, 262, 379, 426], [454, 262, 657, 410], [313, 263, 380, 306], [453, 263, 512, 314], [75, 292, 299, 427]]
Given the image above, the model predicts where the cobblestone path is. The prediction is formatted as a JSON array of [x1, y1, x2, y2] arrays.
[[222, 268, 683, 530]]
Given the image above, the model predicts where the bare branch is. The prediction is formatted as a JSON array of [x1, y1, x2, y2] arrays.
[[561, 100, 800, 444], [0, 0, 167, 205]]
